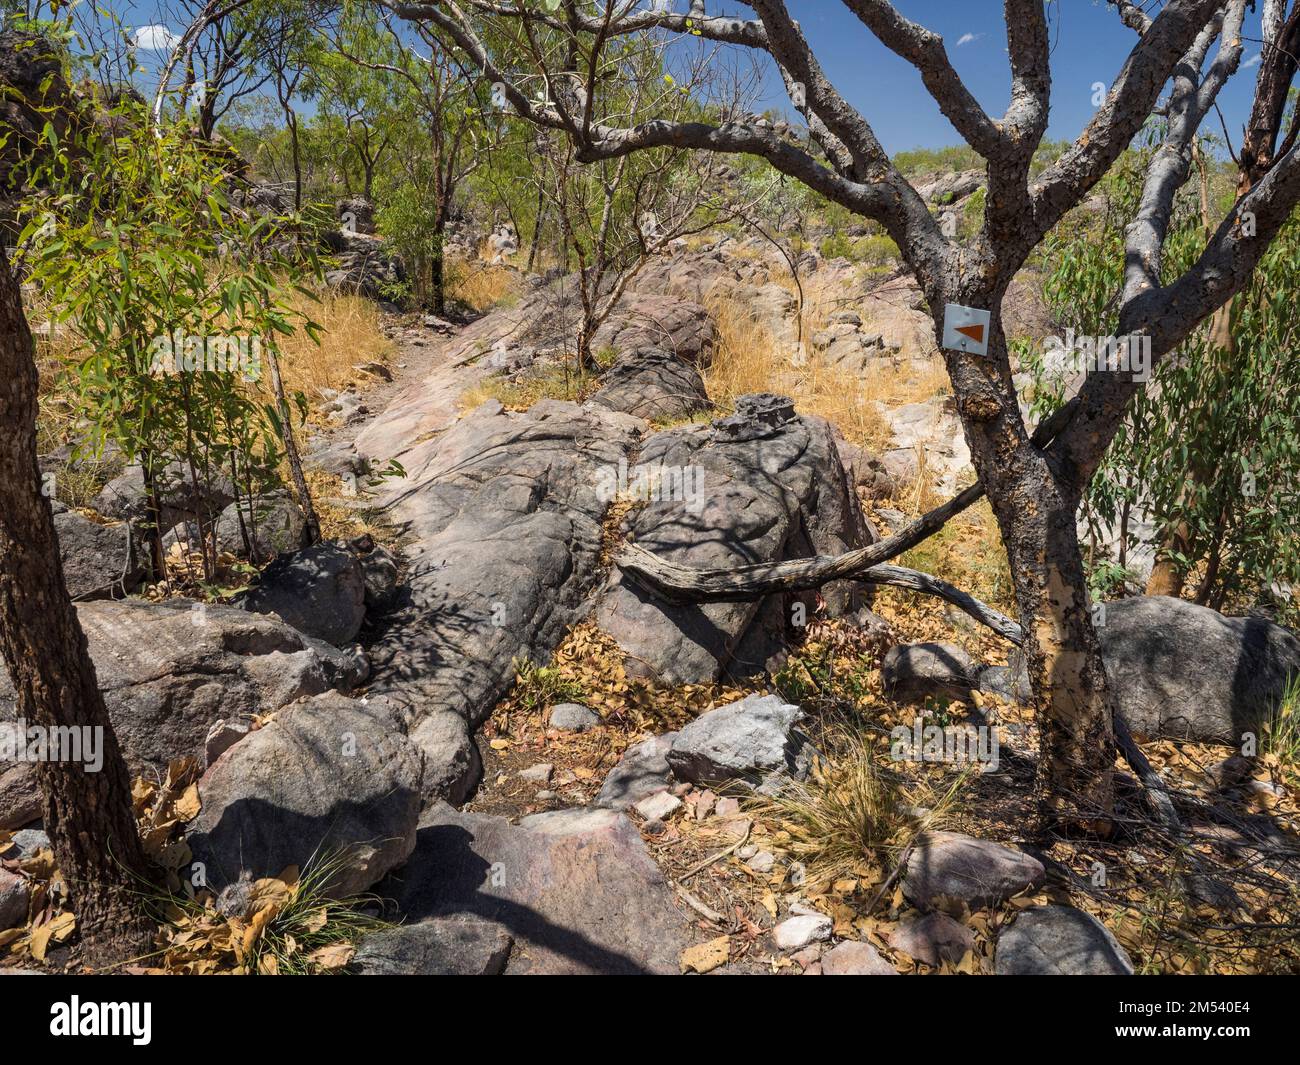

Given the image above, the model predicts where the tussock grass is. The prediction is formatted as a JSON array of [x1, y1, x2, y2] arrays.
[[447, 254, 523, 313], [272, 284, 394, 399], [1265, 674, 1300, 772]]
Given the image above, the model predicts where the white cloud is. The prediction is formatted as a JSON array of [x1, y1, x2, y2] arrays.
[[1243, 52, 1263, 68], [131, 25, 180, 52], [955, 32, 984, 47]]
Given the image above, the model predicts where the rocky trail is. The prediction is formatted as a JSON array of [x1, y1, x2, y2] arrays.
[[7, 244, 1300, 977]]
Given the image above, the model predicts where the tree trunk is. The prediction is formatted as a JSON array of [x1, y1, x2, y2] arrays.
[[0, 248, 155, 966], [263, 345, 320, 547], [937, 301, 1116, 830]]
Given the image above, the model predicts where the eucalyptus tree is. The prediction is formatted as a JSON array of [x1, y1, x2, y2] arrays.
[[383, 0, 1300, 829]]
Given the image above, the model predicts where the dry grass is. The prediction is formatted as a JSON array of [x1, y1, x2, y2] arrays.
[[702, 280, 950, 455], [446, 253, 523, 314], [272, 284, 394, 399]]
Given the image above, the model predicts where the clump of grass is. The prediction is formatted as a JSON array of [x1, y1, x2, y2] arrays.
[[511, 658, 588, 713], [1264, 674, 1300, 772], [272, 283, 395, 399], [756, 733, 967, 884], [900, 496, 1015, 610], [460, 362, 587, 411], [153, 849, 390, 976], [447, 255, 522, 313]]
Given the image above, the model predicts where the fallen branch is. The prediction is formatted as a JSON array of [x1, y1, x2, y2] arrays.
[[859, 564, 1025, 644]]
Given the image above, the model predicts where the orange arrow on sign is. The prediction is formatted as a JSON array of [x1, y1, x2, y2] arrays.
[[955, 322, 985, 344]]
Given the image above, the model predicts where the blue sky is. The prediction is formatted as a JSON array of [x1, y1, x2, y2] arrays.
[[109, 0, 1269, 156]]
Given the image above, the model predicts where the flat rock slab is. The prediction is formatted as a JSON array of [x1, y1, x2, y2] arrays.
[[188, 692, 423, 898], [667, 693, 812, 792], [351, 916, 512, 975], [821, 940, 896, 975], [382, 802, 689, 975], [903, 832, 1045, 910], [995, 905, 1134, 975]]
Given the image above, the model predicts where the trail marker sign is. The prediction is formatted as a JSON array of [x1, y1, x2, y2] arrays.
[[942, 303, 991, 356]]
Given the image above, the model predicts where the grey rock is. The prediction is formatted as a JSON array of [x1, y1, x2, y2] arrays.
[[0, 599, 367, 816], [549, 703, 601, 733], [821, 940, 897, 975], [903, 832, 1045, 910], [93, 461, 235, 527], [238, 541, 366, 647], [409, 710, 481, 806], [214, 492, 306, 561], [351, 916, 512, 975], [633, 791, 682, 821], [1005, 597, 1300, 744], [381, 802, 689, 974], [667, 693, 813, 792], [596, 395, 872, 685], [518, 762, 554, 785], [995, 905, 1133, 975], [594, 733, 678, 810], [356, 542, 401, 615], [1, 828, 49, 861], [53, 507, 143, 599], [882, 642, 979, 702], [887, 912, 975, 966], [588, 347, 711, 422], [362, 401, 642, 729], [773, 913, 832, 951], [188, 692, 423, 898], [0, 869, 29, 931]]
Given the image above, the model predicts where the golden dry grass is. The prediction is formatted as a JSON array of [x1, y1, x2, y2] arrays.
[[272, 284, 395, 399], [447, 253, 523, 314], [702, 277, 951, 456]]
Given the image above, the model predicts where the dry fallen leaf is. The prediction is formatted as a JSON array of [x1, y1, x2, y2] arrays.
[[679, 935, 730, 975], [308, 942, 355, 971]]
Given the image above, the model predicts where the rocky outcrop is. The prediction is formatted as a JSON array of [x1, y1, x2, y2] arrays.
[[596, 393, 872, 685], [52, 503, 143, 600], [188, 692, 423, 897], [0, 599, 367, 828], [588, 347, 711, 422], [363, 399, 640, 740], [381, 802, 688, 974]]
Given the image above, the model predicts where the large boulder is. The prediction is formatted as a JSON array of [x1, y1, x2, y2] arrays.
[[213, 492, 306, 561], [52, 504, 144, 599], [596, 393, 872, 684], [238, 540, 366, 647], [589, 292, 715, 365], [381, 802, 689, 974], [588, 347, 711, 422], [594, 732, 677, 810], [1005, 597, 1300, 744], [995, 905, 1133, 975], [903, 832, 1045, 910], [666, 693, 813, 792], [187, 692, 423, 897], [0, 599, 367, 829], [92, 461, 236, 528]]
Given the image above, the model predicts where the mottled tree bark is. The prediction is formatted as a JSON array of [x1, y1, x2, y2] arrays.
[[0, 248, 155, 966]]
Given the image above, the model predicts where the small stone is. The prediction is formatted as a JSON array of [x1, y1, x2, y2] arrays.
[[822, 940, 897, 975], [0, 869, 30, 931], [204, 718, 251, 767], [887, 912, 974, 966], [634, 791, 683, 821], [747, 850, 776, 874], [995, 905, 1133, 975], [519, 763, 554, 785], [772, 913, 832, 951], [680, 935, 730, 974], [1, 829, 49, 862], [715, 797, 741, 817], [903, 832, 1044, 910], [790, 945, 822, 970], [693, 791, 717, 820], [535, 790, 556, 801], [802, 961, 823, 975], [549, 703, 601, 733], [641, 818, 668, 836], [737, 843, 758, 859]]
